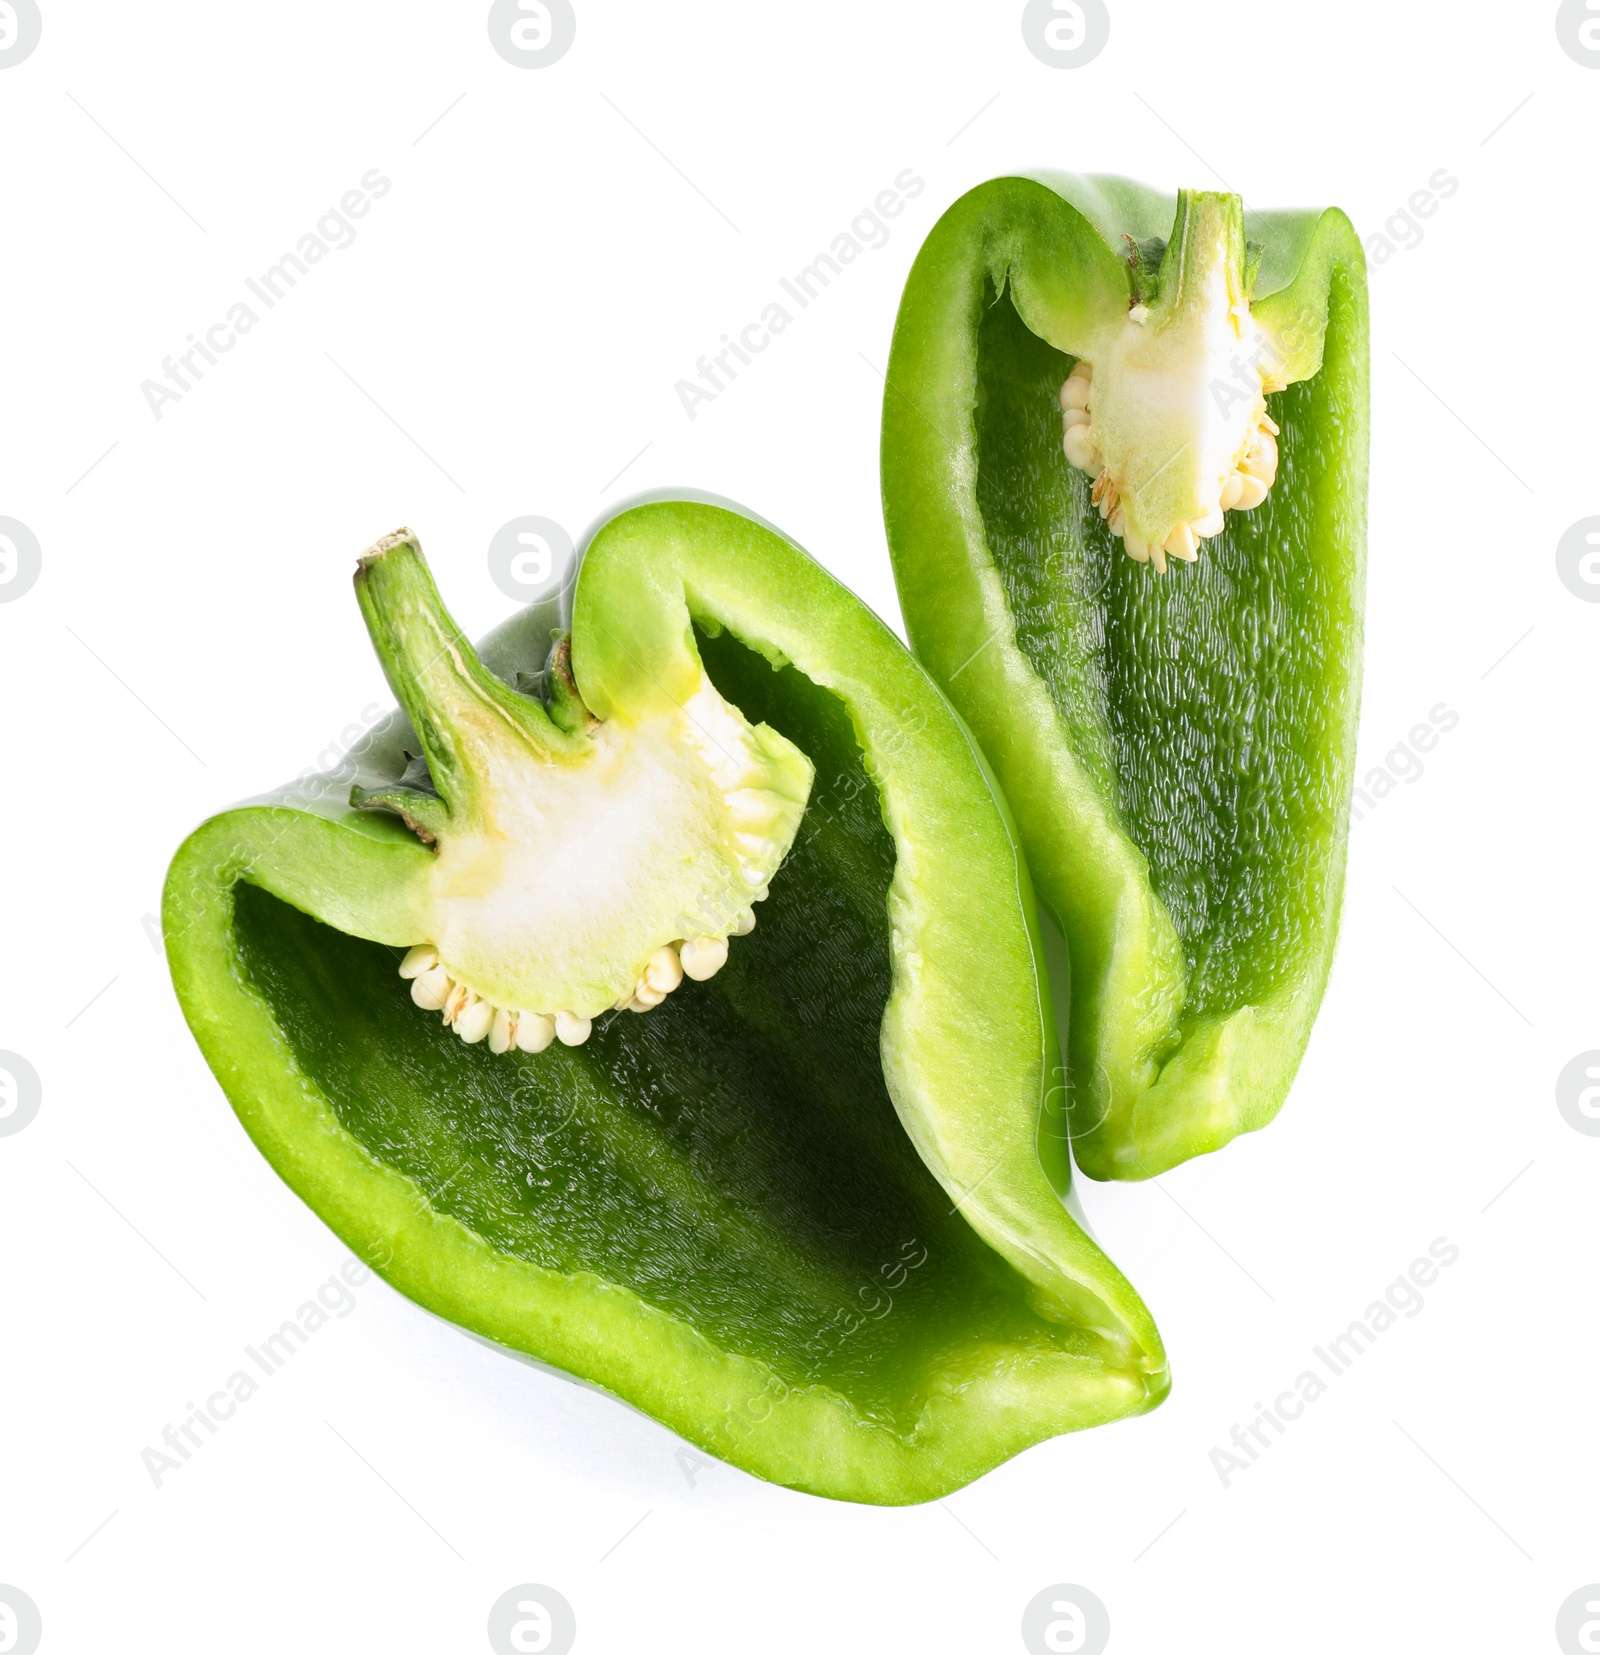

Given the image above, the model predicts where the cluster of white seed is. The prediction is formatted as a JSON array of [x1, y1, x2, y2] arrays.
[[1059, 360, 1281, 574], [614, 906, 757, 1013], [400, 946, 583, 1051], [396, 904, 759, 1054]]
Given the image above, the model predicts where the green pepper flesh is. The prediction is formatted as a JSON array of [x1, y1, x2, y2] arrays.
[[882, 175, 1368, 1179], [165, 500, 1168, 1503]]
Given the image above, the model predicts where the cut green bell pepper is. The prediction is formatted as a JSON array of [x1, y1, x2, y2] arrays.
[[881, 174, 1367, 1180], [164, 499, 1167, 1504]]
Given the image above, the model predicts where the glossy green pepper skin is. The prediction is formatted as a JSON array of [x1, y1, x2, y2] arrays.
[[881, 175, 1368, 1180], [164, 498, 1167, 1505]]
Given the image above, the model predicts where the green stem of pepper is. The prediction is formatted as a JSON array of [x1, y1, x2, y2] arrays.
[[352, 532, 579, 832]]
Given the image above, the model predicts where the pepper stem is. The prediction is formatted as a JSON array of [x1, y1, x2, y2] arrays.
[[353, 530, 575, 827], [1147, 191, 1249, 328]]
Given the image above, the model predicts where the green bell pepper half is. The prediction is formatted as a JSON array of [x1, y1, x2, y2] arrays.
[[163, 498, 1167, 1504], [881, 174, 1368, 1181]]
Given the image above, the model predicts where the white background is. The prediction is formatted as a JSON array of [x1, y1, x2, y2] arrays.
[[2, 3, 1597, 1651]]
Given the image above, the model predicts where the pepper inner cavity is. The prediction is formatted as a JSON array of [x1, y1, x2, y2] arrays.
[[229, 628, 1045, 1414], [977, 283, 1332, 1018]]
